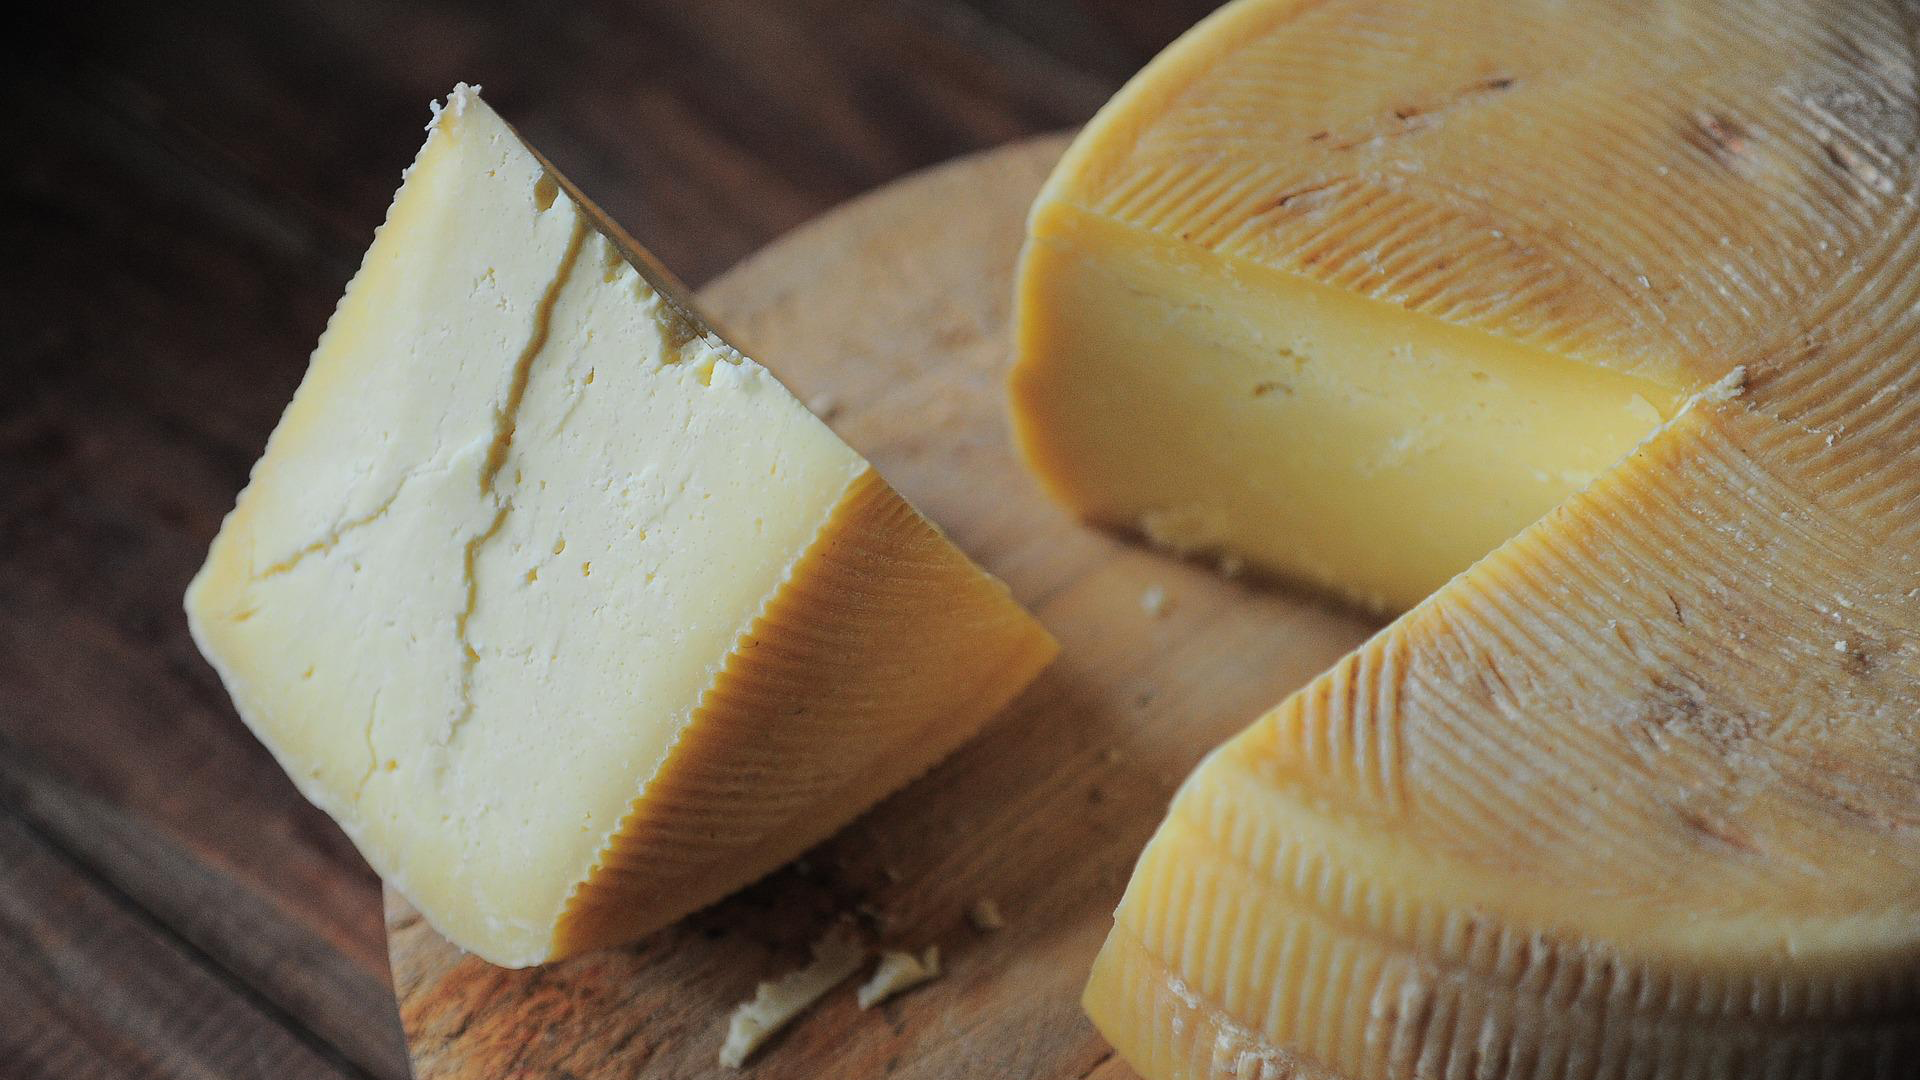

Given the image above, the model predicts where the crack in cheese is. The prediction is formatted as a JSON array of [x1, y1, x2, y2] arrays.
[[1016, 0, 1920, 1075], [186, 85, 1057, 967]]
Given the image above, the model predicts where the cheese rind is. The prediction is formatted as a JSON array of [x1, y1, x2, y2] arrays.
[[186, 85, 1056, 966], [555, 467, 1061, 956], [1037, 0, 1920, 1074]]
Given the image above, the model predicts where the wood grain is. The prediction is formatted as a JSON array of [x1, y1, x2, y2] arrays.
[[0, 810, 363, 1080], [3, 65, 409, 1079], [387, 135, 1376, 1078], [0, 753, 405, 1078], [34, 0, 1118, 286]]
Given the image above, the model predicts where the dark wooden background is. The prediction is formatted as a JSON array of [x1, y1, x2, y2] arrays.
[[1, 2, 1227, 1077]]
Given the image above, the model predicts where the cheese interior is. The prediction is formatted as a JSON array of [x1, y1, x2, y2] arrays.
[[189, 89, 869, 960], [1017, 207, 1682, 609]]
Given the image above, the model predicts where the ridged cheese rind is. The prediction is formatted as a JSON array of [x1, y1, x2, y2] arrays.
[[557, 468, 1059, 955]]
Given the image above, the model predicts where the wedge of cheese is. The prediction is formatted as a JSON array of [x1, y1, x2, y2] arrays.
[[1026, 0, 1920, 1075], [186, 85, 1056, 967]]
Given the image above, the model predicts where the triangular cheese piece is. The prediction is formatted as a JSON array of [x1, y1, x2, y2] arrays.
[[187, 85, 1055, 966]]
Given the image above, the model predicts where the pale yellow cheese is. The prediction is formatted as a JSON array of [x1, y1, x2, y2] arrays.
[[719, 924, 866, 1068], [186, 85, 1056, 967], [1018, 209, 1683, 611], [1024, 0, 1920, 1075], [856, 945, 941, 1008]]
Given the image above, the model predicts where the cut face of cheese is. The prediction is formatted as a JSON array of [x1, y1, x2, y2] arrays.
[[1014, 0, 1908, 611], [1027, 0, 1920, 1075], [1019, 209, 1682, 610], [186, 85, 1056, 967]]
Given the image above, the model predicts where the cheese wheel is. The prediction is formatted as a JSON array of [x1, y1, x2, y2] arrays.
[[1014, 1, 1920, 1074]]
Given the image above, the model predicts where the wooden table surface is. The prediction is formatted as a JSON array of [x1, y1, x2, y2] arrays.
[[1, 3, 1229, 1077]]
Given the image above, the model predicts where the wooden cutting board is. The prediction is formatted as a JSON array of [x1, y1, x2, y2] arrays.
[[384, 135, 1379, 1080]]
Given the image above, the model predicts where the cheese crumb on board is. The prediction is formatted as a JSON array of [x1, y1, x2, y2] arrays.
[[967, 899, 1005, 931], [719, 926, 867, 1068], [855, 946, 941, 1008], [1139, 584, 1170, 617], [806, 392, 841, 420]]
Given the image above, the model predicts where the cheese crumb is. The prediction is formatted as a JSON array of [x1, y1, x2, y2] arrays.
[[1138, 505, 1226, 555], [969, 898, 1005, 931], [719, 925, 866, 1067], [1625, 393, 1662, 425], [807, 392, 841, 421], [428, 82, 482, 131], [1835, 640, 1849, 652], [1141, 585, 1171, 617], [1697, 364, 1749, 403], [856, 946, 941, 1008]]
